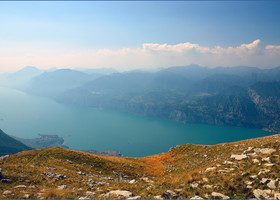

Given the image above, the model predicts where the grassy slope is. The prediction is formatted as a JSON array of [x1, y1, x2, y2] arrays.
[[0, 129, 32, 156], [1, 134, 280, 199]]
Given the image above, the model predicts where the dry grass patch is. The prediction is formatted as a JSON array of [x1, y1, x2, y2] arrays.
[[140, 153, 174, 176]]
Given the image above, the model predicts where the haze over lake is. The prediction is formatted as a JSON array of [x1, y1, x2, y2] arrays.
[[0, 87, 273, 157]]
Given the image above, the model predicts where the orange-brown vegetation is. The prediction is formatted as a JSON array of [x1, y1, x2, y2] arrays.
[[140, 153, 174, 176], [1, 134, 280, 199]]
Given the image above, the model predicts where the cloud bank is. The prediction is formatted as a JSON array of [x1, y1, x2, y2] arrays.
[[0, 40, 280, 72]]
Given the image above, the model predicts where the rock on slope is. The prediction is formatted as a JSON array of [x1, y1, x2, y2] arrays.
[[1, 134, 280, 199]]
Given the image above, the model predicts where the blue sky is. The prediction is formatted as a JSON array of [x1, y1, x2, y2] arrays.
[[0, 1, 280, 72]]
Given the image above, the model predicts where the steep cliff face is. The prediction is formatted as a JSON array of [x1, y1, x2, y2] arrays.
[[22, 66, 280, 131], [170, 83, 280, 131], [90, 83, 280, 132], [248, 85, 280, 132], [176, 87, 260, 128]]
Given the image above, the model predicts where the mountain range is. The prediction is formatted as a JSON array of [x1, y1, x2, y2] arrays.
[[1, 65, 280, 199], [1, 65, 280, 131]]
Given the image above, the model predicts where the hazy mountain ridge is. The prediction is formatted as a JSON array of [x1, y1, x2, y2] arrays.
[[54, 65, 280, 131], [3, 65, 280, 131], [0, 67, 118, 99], [23, 69, 94, 98], [0, 66, 43, 90]]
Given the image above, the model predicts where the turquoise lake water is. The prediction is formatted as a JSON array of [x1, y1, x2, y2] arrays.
[[0, 87, 273, 157]]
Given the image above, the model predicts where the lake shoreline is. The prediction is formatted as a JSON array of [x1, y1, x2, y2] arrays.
[[0, 87, 274, 157]]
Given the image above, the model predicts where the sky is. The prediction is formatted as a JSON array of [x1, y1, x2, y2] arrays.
[[0, 1, 280, 72]]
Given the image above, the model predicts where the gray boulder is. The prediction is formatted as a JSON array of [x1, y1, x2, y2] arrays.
[[267, 180, 278, 189], [190, 183, 199, 189], [105, 190, 132, 198], [2, 190, 12, 195], [252, 159, 260, 163], [127, 196, 142, 199], [262, 157, 271, 162], [231, 154, 248, 161], [14, 185, 26, 189], [162, 190, 179, 199], [205, 167, 216, 172], [57, 185, 67, 190], [190, 195, 204, 199], [253, 189, 273, 199], [0, 155, 9, 160], [211, 192, 230, 199], [250, 175, 258, 180], [264, 163, 275, 167], [274, 193, 280, 199], [254, 148, 276, 155], [85, 191, 96, 198], [260, 178, 271, 184]]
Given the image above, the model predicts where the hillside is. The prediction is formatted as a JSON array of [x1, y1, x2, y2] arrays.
[[12, 134, 68, 149], [50, 66, 280, 131], [3, 65, 280, 131], [1, 134, 280, 199], [0, 66, 43, 89], [0, 129, 32, 156], [23, 69, 94, 98]]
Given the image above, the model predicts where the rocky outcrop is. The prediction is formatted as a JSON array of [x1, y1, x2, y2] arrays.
[[104, 190, 132, 198], [127, 196, 141, 199], [14, 185, 26, 189], [190, 195, 203, 199], [2, 190, 12, 195], [190, 183, 199, 189], [162, 190, 178, 199], [267, 180, 279, 189], [41, 172, 67, 179], [205, 167, 216, 172], [57, 185, 67, 190], [230, 154, 248, 161], [254, 148, 276, 155], [78, 191, 96, 199], [211, 192, 230, 199], [275, 193, 280, 199], [253, 189, 274, 199]]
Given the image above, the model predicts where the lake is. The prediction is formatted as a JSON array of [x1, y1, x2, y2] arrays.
[[0, 87, 273, 157]]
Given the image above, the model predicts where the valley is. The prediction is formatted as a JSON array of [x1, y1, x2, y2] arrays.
[[0, 86, 272, 157], [5, 65, 279, 132], [1, 1, 280, 199]]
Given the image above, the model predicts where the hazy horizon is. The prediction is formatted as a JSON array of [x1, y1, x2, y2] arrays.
[[0, 1, 280, 73], [1, 64, 280, 75]]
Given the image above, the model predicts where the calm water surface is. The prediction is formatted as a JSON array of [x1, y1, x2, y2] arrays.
[[0, 87, 273, 157]]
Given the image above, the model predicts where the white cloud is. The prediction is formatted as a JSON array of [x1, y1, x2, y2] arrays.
[[211, 39, 261, 55], [141, 42, 211, 53], [0, 39, 280, 73], [265, 45, 280, 55], [97, 39, 262, 56], [92, 39, 277, 69]]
